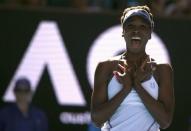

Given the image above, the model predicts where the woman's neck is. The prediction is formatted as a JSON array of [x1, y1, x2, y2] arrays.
[[123, 51, 148, 66]]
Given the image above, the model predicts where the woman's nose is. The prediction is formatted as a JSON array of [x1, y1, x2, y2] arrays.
[[133, 30, 139, 34]]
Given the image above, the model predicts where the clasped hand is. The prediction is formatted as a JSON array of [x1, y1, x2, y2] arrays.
[[113, 58, 156, 90]]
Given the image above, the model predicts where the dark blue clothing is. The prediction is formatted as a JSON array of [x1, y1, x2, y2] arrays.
[[0, 103, 48, 131]]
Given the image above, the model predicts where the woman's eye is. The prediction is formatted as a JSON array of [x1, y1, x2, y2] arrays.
[[140, 25, 146, 30], [124, 24, 134, 31], [127, 24, 134, 29]]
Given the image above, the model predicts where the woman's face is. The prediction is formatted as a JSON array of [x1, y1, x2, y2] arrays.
[[123, 16, 152, 54]]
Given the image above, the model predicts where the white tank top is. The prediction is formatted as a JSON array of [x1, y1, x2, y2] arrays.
[[101, 76, 160, 131], [108, 75, 159, 106]]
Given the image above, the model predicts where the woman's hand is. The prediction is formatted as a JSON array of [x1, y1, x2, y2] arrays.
[[113, 60, 133, 91], [133, 57, 157, 87]]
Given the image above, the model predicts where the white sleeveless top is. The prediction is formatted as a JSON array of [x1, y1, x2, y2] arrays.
[[101, 76, 160, 131]]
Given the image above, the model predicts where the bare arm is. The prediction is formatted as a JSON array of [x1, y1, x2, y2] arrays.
[[134, 64, 174, 129], [90, 61, 132, 127]]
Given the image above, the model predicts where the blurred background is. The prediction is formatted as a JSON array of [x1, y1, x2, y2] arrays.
[[0, 0, 191, 131]]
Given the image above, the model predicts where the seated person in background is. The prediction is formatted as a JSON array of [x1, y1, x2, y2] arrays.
[[0, 77, 48, 131]]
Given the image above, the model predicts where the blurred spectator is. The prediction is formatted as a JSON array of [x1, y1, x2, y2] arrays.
[[4, 0, 46, 6], [47, 0, 95, 11], [127, 0, 140, 6], [165, 0, 191, 17], [0, 77, 48, 131], [71, 0, 88, 10], [47, 0, 69, 7], [1, 0, 191, 18], [100, 0, 121, 10], [90, 0, 142, 11], [149, 0, 167, 16]]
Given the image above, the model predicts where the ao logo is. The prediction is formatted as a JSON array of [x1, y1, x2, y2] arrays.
[[3, 21, 170, 106]]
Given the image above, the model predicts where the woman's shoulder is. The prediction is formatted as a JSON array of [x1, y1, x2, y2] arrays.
[[156, 63, 173, 72], [149, 56, 172, 73], [154, 63, 173, 83], [151, 59, 173, 83], [96, 55, 122, 75]]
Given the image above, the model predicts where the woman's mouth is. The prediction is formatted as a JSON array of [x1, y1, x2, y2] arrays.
[[131, 37, 141, 48]]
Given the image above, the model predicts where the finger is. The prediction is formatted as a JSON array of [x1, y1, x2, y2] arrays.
[[119, 59, 128, 68], [123, 60, 128, 70], [122, 59, 128, 66], [118, 63, 126, 73], [151, 63, 157, 72], [140, 56, 149, 71], [145, 62, 152, 73], [113, 71, 122, 82], [149, 58, 156, 69], [113, 71, 121, 77], [146, 61, 157, 72]]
